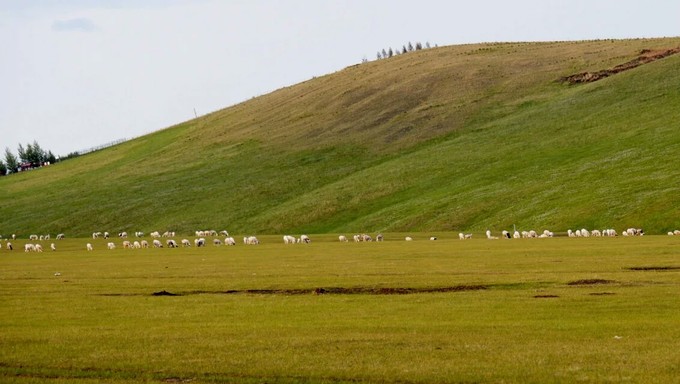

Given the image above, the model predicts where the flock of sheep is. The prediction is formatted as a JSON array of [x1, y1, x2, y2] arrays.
[[2, 226, 678, 253]]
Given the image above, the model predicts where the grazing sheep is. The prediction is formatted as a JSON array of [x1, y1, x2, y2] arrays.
[[25, 244, 36, 252], [103, 232, 110, 239], [502, 230, 511, 239], [405, 236, 413, 241], [283, 235, 296, 244], [353, 234, 361, 242], [376, 234, 384, 242], [213, 238, 222, 246], [135, 231, 144, 237], [107, 242, 116, 250], [459, 233, 472, 240], [338, 235, 348, 242], [56, 233, 65, 240], [150, 231, 161, 238], [133, 241, 141, 249], [122, 241, 132, 249], [86, 243, 93, 251], [220, 230, 229, 236], [152, 239, 163, 248], [167, 239, 178, 248], [300, 235, 311, 244], [361, 234, 372, 242], [195, 238, 206, 247], [674, 230, 680, 236], [513, 231, 521, 239], [34, 244, 43, 252], [429, 236, 437, 241], [29, 234, 38, 241], [6, 242, 13, 250], [141, 240, 149, 248], [50, 243, 56, 251], [225, 237, 236, 246], [181, 239, 191, 247], [246, 236, 259, 245], [118, 232, 128, 238], [486, 230, 498, 240]]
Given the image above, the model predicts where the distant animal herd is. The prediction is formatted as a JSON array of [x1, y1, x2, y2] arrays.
[[2, 227, 679, 253]]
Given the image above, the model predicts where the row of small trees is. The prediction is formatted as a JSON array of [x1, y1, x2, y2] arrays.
[[1, 141, 58, 175], [375, 41, 434, 60]]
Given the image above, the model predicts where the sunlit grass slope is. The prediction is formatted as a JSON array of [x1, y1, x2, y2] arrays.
[[2, 38, 679, 236]]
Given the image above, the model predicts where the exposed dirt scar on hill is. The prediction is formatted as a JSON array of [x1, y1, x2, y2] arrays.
[[560, 47, 680, 84]]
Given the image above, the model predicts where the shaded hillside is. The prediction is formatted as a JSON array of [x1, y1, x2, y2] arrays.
[[2, 38, 680, 236]]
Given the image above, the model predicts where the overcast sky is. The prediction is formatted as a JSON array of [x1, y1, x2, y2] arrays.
[[1, 0, 679, 157]]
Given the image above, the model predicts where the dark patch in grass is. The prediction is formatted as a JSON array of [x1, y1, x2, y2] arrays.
[[626, 266, 680, 271], [589, 292, 616, 296], [567, 279, 616, 286], [534, 295, 559, 298], [98, 285, 488, 297]]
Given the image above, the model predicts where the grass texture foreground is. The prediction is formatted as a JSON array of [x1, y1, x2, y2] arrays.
[[1, 234, 680, 383]]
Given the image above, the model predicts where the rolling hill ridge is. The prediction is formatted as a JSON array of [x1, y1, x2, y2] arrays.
[[2, 38, 680, 236]]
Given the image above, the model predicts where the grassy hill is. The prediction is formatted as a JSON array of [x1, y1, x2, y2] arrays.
[[2, 38, 680, 237]]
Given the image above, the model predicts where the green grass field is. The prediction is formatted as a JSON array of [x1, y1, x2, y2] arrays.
[[2, 38, 680, 236], [2, 235, 680, 383]]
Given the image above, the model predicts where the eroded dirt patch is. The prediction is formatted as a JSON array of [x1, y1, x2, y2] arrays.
[[561, 47, 680, 84], [100, 285, 488, 297], [567, 279, 616, 286], [626, 266, 680, 271], [534, 294, 559, 298], [589, 292, 615, 296]]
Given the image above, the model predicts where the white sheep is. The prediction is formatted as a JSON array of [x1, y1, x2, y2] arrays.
[[300, 235, 311, 244], [141, 240, 149, 248], [34, 244, 43, 252], [86, 243, 93, 251], [56, 233, 65, 240], [107, 242, 116, 250], [225, 237, 236, 246], [195, 238, 206, 247], [213, 238, 222, 246], [283, 235, 296, 244], [246, 236, 259, 245], [338, 235, 348, 242], [513, 231, 521, 239], [25, 243, 35, 252], [429, 236, 437, 241], [50, 243, 56, 251], [501, 230, 511, 239], [181, 239, 191, 247], [29, 234, 38, 241], [133, 241, 141, 249], [153, 239, 163, 248], [486, 230, 498, 240], [6, 242, 13, 250], [122, 241, 132, 249], [167, 239, 178, 248], [405, 236, 413, 241]]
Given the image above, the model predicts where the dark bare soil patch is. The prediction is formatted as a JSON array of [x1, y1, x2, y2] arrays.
[[626, 266, 680, 271], [589, 292, 616, 296], [561, 47, 680, 84], [152, 290, 180, 296], [567, 279, 616, 286], [534, 294, 559, 298], [100, 285, 488, 297]]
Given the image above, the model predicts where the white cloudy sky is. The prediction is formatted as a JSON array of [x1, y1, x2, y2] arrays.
[[1, 0, 679, 156]]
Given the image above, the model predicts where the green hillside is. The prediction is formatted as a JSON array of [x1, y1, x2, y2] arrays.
[[2, 38, 680, 236]]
